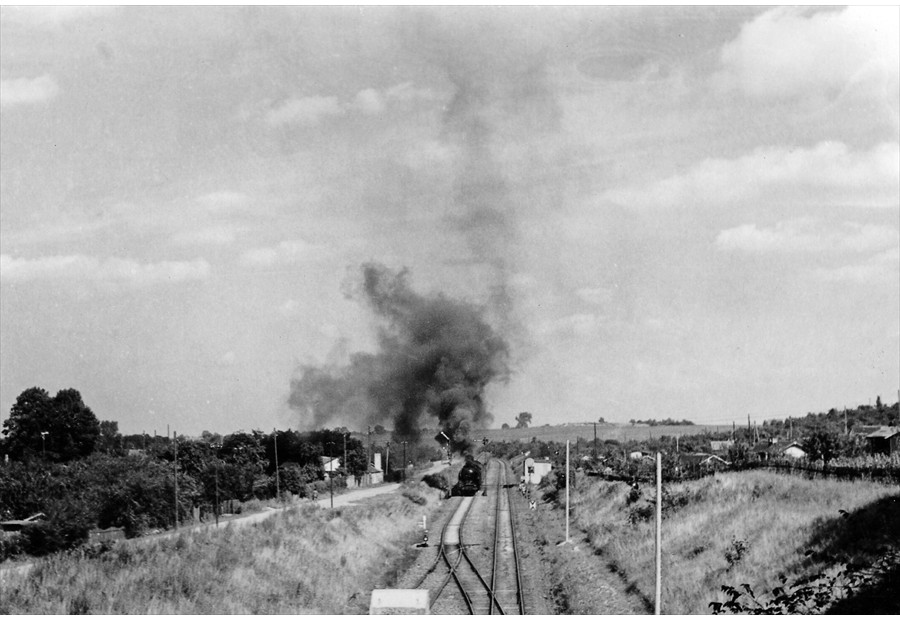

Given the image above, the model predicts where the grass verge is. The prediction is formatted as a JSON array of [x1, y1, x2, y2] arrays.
[[0, 484, 444, 614]]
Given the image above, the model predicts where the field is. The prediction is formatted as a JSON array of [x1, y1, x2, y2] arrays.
[[564, 470, 899, 614], [482, 423, 722, 445], [0, 484, 445, 614]]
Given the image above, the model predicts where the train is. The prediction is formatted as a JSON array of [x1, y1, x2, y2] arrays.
[[451, 455, 483, 496]]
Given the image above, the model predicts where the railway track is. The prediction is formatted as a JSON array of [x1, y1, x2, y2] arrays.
[[412, 458, 525, 614]]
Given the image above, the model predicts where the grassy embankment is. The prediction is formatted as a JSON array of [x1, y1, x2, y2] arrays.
[[0, 484, 444, 614], [566, 471, 898, 614]]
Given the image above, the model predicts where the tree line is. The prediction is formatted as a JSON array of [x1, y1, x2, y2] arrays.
[[0, 386, 437, 558]]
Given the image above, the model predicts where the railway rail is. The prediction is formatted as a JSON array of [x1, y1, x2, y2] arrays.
[[412, 458, 525, 614]]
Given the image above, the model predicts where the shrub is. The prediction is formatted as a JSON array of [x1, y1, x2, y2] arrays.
[[422, 473, 448, 491], [724, 537, 750, 568]]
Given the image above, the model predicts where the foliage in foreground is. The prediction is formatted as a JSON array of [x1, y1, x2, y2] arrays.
[[567, 471, 898, 614], [711, 548, 900, 614], [0, 485, 443, 614]]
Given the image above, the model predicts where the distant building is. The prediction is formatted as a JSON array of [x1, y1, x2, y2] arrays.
[[780, 442, 807, 459], [709, 440, 734, 452], [523, 457, 552, 484], [865, 427, 900, 455], [679, 453, 730, 472], [321, 456, 341, 479]]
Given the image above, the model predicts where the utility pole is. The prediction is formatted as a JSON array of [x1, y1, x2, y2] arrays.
[[385, 442, 391, 480], [655, 452, 662, 615], [173, 431, 179, 530], [844, 410, 848, 435], [273, 428, 280, 502], [675, 435, 679, 453], [343, 433, 348, 477], [215, 446, 220, 527], [565, 440, 570, 543]]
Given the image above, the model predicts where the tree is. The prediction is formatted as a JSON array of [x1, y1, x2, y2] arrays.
[[501, 423, 510, 430], [97, 420, 123, 455], [803, 428, 841, 466], [2, 387, 100, 462], [515, 412, 532, 429]]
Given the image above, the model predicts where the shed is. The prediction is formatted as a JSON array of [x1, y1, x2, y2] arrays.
[[865, 426, 900, 455], [780, 442, 807, 459]]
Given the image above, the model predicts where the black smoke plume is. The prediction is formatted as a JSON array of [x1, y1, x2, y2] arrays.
[[289, 263, 509, 451]]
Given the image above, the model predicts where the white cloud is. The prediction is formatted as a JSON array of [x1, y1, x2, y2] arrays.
[[171, 226, 237, 246], [239, 240, 318, 267], [0, 254, 210, 286], [218, 351, 237, 366], [0, 6, 116, 28], [536, 313, 606, 337], [279, 299, 300, 317], [812, 247, 900, 284], [266, 96, 343, 127], [196, 191, 249, 212], [717, 6, 899, 101], [0, 75, 59, 108], [575, 287, 614, 306], [716, 219, 899, 254], [262, 82, 435, 127], [352, 88, 385, 115], [384, 82, 437, 104], [603, 141, 899, 209]]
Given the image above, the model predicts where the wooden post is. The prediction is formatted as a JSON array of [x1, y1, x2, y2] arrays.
[[273, 428, 280, 501], [173, 431, 178, 530], [655, 452, 662, 615], [565, 440, 570, 543]]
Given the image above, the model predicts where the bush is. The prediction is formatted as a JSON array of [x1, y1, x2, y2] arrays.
[[0, 532, 24, 562], [422, 473, 448, 491]]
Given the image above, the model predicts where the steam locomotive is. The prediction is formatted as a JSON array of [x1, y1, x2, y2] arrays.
[[451, 456, 482, 496]]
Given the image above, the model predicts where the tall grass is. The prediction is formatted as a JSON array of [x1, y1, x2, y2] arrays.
[[571, 471, 898, 614], [0, 485, 442, 614]]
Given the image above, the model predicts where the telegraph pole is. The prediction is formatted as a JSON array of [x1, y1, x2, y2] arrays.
[[273, 428, 280, 501], [565, 440, 570, 543], [173, 431, 179, 530], [655, 452, 662, 615]]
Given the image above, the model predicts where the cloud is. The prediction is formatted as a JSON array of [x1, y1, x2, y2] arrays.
[[239, 239, 318, 267], [218, 351, 237, 366], [536, 312, 607, 337], [0, 75, 59, 108], [575, 286, 614, 306], [603, 141, 899, 209], [716, 219, 899, 254], [352, 88, 386, 115], [0, 6, 116, 28], [717, 6, 899, 101], [171, 226, 237, 246], [266, 96, 343, 127], [262, 82, 436, 127], [812, 247, 900, 284], [196, 191, 250, 212], [0, 254, 210, 286]]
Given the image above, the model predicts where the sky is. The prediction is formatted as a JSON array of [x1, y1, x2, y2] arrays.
[[1, 6, 898, 436]]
